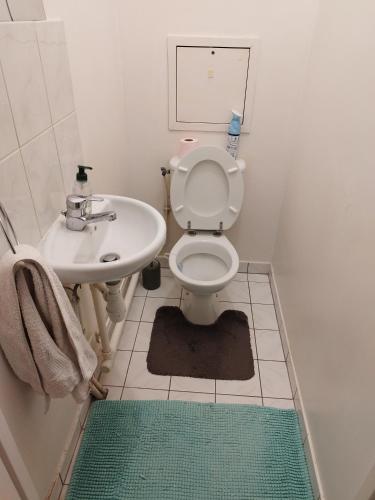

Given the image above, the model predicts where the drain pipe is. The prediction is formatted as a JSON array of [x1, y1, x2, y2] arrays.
[[90, 272, 139, 372], [93, 280, 126, 323]]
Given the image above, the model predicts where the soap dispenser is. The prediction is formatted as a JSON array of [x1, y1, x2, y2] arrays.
[[73, 165, 93, 214]]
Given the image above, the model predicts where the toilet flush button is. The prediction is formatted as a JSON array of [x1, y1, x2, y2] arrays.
[[208, 68, 215, 79]]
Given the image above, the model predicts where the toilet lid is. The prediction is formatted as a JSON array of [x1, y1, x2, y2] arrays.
[[171, 146, 244, 231]]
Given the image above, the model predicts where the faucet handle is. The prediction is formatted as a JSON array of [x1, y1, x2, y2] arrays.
[[66, 194, 104, 210]]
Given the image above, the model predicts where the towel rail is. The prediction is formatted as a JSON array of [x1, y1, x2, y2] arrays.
[[0, 201, 19, 254]]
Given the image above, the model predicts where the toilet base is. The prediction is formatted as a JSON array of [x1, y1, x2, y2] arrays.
[[181, 291, 219, 325]]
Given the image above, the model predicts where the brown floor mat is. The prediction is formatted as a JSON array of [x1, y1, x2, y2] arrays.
[[147, 306, 254, 380]]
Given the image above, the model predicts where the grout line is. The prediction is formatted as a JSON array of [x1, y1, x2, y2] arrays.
[[120, 315, 144, 400], [0, 60, 43, 238], [35, 24, 72, 200], [4, 0, 13, 20], [249, 279, 263, 405]]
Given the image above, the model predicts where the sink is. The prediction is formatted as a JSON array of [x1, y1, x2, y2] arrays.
[[39, 195, 166, 284]]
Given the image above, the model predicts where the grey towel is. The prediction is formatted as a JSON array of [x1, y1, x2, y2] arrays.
[[0, 245, 97, 402]]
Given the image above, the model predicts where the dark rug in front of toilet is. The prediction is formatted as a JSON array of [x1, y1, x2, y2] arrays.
[[147, 306, 254, 380]]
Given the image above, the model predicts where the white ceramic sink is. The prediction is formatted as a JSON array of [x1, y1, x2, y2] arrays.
[[39, 195, 166, 284]]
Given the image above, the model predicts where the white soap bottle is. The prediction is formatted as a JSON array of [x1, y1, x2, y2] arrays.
[[73, 165, 93, 214]]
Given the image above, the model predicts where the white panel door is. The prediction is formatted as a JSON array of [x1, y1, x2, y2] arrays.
[[176, 46, 249, 124]]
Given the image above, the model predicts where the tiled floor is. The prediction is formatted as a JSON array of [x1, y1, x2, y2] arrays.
[[102, 270, 294, 407], [60, 270, 294, 497]]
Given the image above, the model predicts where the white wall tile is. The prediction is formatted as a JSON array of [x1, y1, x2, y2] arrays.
[[36, 21, 75, 123], [0, 67, 17, 160], [0, 22, 51, 145], [54, 113, 83, 194], [0, 0, 11, 21], [21, 129, 65, 235], [0, 151, 40, 254], [7, 0, 45, 21]]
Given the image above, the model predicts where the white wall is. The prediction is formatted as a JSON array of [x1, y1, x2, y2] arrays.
[[44, 1, 129, 198], [272, 0, 375, 498], [44, 0, 318, 261], [0, 19, 85, 498], [0, 458, 21, 500]]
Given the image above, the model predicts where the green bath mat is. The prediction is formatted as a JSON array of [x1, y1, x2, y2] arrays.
[[67, 401, 313, 500]]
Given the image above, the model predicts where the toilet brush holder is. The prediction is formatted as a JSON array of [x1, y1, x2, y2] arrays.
[[142, 259, 161, 290]]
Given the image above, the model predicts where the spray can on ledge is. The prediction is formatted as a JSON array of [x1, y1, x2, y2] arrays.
[[226, 110, 242, 159]]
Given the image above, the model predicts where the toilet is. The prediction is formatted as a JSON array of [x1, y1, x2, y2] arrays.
[[168, 145, 245, 325]]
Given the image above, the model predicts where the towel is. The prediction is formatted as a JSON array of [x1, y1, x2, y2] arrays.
[[0, 245, 97, 402]]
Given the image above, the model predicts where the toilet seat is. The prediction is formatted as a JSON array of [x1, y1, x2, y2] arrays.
[[171, 146, 244, 231], [169, 233, 239, 295]]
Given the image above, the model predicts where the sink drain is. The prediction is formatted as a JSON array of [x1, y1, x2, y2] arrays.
[[100, 252, 120, 263]]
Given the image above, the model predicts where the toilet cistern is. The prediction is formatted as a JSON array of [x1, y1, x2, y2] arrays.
[[62, 194, 117, 231]]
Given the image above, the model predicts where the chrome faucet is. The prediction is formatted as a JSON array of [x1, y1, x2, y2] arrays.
[[62, 195, 117, 231]]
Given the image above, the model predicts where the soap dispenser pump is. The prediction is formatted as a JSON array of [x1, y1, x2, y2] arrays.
[[73, 165, 93, 213]]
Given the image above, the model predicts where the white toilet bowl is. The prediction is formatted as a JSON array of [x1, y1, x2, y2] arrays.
[[168, 145, 245, 325], [169, 233, 239, 324]]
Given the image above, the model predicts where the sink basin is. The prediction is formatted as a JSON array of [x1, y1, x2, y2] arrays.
[[39, 195, 166, 284]]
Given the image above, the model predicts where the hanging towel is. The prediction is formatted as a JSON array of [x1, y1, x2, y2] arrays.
[[0, 245, 97, 402]]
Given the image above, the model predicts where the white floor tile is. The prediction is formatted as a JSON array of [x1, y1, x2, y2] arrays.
[[122, 387, 168, 400], [252, 304, 278, 330], [247, 273, 269, 283], [65, 433, 83, 484], [249, 282, 274, 304], [125, 352, 170, 390], [100, 351, 131, 387], [104, 386, 123, 400], [169, 391, 215, 403], [217, 281, 250, 303], [258, 360, 292, 399], [216, 301, 253, 328], [170, 376, 215, 394], [141, 297, 180, 322], [161, 268, 173, 277], [255, 330, 284, 361], [263, 398, 295, 409], [233, 272, 248, 282], [134, 282, 147, 297], [216, 394, 262, 405], [118, 321, 138, 350], [147, 276, 182, 299], [127, 296, 145, 321], [134, 322, 153, 351], [216, 361, 261, 397]]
